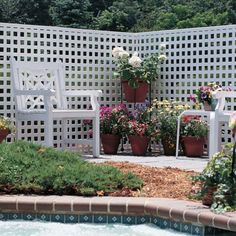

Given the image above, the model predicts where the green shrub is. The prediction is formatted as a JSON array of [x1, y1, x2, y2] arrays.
[[193, 143, 236, 213], [0, 141, 143, 196]]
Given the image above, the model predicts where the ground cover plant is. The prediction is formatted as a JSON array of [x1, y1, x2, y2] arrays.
[[0, 141, 142, 196]]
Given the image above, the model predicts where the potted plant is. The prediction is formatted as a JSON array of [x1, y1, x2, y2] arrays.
[[112, 45, 167, 103], [189, 82, 229, 111], [127, 120, 154, 156], [0, 116, 14, 143], [181, 116, 208, 157], [149, 100, 190, 155], [192, 143, 235, 212], [100, 104, 130, 154]]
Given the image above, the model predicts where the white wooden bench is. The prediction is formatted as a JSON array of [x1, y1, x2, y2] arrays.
[[11, 58, 102, 157]]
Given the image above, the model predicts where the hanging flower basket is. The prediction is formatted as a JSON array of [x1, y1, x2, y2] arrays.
[[203, 99, 218, 111], [122, 80, 148, 103]]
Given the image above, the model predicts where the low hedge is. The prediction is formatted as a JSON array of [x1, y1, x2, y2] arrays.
[[0, 141, 143, 196]]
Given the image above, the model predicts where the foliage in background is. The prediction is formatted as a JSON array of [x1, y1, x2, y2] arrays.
[[0, 0, 235, 32], [0, 141, 143, 196]]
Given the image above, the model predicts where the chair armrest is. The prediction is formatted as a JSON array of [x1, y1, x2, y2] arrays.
[[14, 89, 56, 111], [63, 90, 102, 97], [14, 89, 56, 96]]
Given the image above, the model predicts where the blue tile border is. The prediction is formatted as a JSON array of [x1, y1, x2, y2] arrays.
[[0, 212, 235, 235]]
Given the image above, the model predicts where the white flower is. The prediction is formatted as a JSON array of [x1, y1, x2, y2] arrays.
[[119, 50, 129, 58], [159, 43, 166, 50], [129, 52, 142, 68], [112, 47, 124, 59], [158, 54, 167, 62]]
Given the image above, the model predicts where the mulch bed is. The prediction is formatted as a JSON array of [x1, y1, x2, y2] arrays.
[[102, 161, 199, 200]]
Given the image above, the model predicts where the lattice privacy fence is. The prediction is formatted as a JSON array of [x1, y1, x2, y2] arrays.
[[0, 23, 236, 153]]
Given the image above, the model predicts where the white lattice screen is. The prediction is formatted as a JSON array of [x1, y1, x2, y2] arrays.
[[0, 23, 236, 153]]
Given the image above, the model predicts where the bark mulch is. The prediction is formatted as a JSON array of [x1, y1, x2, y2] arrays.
[[102, 161, 199, 200]]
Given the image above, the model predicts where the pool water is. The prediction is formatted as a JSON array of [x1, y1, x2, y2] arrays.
[[0, 221, 189, 236]]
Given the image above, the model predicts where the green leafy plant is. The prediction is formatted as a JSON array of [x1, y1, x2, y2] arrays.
[[149, 99, 190, 142], [192, 143, 236, 213], [112, 45, 167, 88], [182, 117, 208, 138], [0, 141, 143, 196]]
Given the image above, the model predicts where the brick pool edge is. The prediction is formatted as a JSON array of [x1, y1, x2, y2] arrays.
[[0, 195, 235, 233]]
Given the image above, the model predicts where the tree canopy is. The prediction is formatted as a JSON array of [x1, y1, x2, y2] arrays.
[[0, 0, 235, 31]]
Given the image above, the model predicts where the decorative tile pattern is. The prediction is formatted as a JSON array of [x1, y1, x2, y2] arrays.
[[0, 213, 8, 221], [79, 214, 93, 223], [192, 224, 204, 236], [122, 215, 136, 225], [94, 215, 107, 224], [1, 212, 236, 235], [108, 215, 122, 224], [65, 214, 78, 224], [23, 213, 36, 221], [137, 216, 150, 224], [51, 214, 65, 223], [8, 213, 22, 220], [36, 214, 51, 222], [170, 220, 181, 232]]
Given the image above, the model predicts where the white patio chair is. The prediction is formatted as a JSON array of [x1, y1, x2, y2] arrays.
[[213, 90, 236, 152], [10, 58, 102, 157]]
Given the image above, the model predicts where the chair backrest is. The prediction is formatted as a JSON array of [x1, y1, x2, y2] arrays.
[[11, 58, 67, 111], [214, 90, 236, 114]]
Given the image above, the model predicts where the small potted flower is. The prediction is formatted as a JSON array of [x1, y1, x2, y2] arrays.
[[0, 116, 14, 143], [100, 104, 130, 154], [112, 45, 167, 103], [149, 99, 190, 155], [127, 120, 154, 156], [181, 116, 208, 157], [190, 82, 229, 111]]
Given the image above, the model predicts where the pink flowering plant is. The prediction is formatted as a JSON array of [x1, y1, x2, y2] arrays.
[[127, 104, 158, 138], [100, 104, 130, 136]]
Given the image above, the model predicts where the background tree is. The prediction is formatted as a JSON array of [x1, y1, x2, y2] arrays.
[[49, 0, 92, 28]]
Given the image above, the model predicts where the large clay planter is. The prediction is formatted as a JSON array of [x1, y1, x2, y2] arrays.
[[122, 80, 148, 103], [181, 136, 206, 157], [128, 135, 150, 156], [0, 129, 9, 143], [161, 138, 176, 156], [101, 134, 121, 154]]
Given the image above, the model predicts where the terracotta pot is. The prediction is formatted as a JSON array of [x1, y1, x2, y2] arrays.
[[202, 186, 217, 206], [182, 136, 205, 157], [203, 99, 218, 111], [0, 129, 9, 143], [101, 134, 121, 154], [128, 135, 150, 156], [161, 138, 176, 156], [122, 80, 148, 103]]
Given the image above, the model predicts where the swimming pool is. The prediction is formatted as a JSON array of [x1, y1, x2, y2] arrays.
[[0, 221, 188, 236]]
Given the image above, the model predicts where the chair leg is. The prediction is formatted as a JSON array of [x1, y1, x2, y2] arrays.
[[61, 119, 67, 150], [92, 117, 100, 157], [44, 117, 53, 147]]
